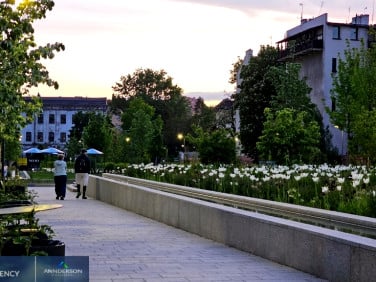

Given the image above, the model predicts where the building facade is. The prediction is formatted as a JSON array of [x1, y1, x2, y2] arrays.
[[21, 96, 107, 151], [276, 13, 371, 155], [235, 13, 372, 156]]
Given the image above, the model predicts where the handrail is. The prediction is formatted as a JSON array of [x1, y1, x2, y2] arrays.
[[102, 173, 376, 239]]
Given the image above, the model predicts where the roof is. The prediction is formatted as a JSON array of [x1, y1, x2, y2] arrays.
[[24, 96, 108, 111]]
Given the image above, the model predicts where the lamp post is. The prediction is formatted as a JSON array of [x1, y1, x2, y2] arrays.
[[177, 133, 186, 162], [334, 125, 344, 156]]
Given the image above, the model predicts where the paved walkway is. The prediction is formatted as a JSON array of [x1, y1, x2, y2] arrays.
[[32, 186, 326, 282]]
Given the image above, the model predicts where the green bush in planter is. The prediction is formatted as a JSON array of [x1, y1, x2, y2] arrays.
[[0, 209, 65, 256]]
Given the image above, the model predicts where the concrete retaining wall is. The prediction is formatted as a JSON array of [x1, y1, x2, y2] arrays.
[[87, 175, 376, 282]]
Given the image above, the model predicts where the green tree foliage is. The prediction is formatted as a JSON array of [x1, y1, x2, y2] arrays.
[[69, 111, 91, 141], [229, 56, 243, 84], [329, 40, 376, 159], [82, 113, 112, 153], [0, 0, 64, 143], [187, 126, 236, 164], [190, 97, 216, 131], [233, 46, 280, 160], [257, 108, 321, 164], [268, 63, 314, 115], [351, 110, 376, 163], [122, 98, 164, 163], [111, 68, 191, 159], [268, 63, 329, 162]]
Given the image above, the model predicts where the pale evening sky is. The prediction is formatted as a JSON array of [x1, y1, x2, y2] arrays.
[[32, 0, 371, 106]]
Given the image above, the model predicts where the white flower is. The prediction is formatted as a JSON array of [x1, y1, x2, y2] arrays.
[[336, 186, 342, 191], [294, 175, 301, 181], [337, 177, 345, 184], [312, 177, 320, 183], [322, 186, 329, 194], [352, 180, 360, 187], [363, 178, 370, 184]]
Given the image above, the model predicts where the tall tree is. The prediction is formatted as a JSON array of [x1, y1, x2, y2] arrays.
[[0, 0, 64, 176], [268, 63, 314, 116], [82, 113, 112, 153], [190, 97, 216, 131], [329, 40, 376, 159], [268, 63, 330, 162], [112, 68, 191, 159], [233, 45, 280, 160], [121, 98, 164, 163], [257, 108, 321, 164]]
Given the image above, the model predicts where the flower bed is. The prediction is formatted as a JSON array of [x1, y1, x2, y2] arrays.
[[121, 163, 376, 218]]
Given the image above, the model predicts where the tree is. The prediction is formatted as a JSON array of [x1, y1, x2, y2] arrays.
[[0, 0, 64, 176], [190, 97, 216, 131], [257, 108, 321, 164], [187, 126, 236, 164], [112, 68, 191, 159], [233, 46, 280, 160], [329, 40, 376, 159], [351, 110, 376, 163], [268, 63, 331, 162], [122, 98, 164, 163], [268, 63, 314, 115], [82, 113, 112, 153]]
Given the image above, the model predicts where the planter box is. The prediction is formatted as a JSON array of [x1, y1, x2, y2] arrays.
[[2, 239, 65, 256]]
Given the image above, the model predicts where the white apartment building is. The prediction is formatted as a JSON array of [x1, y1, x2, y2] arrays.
[[277, 13, 371, 155], [236, 13, 372, 156], [21, 96, 107, 151]]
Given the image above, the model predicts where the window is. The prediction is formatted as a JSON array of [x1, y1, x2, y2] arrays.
[[37, 114, 43, 124], [48, 132, 54, 143], [49, 114, 55, 124], [350, 28, 358, 40], [332, 26, 340, 39], [60, 132, 66, 143], [37, 132, 43, 142], [60, 114, 66, 124], [332, 58, 337, 73], [26, 132, 32, 142]]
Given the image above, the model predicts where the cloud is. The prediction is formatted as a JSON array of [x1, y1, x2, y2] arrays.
[[171, 0, 373, 22]]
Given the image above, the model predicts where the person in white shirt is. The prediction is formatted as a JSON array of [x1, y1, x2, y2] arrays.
[[54, 153, 67, 200]]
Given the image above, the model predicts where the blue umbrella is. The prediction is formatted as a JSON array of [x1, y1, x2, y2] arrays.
[[40, 147, 64, 155], [86, 148, 103, 155], [23, 147, 42, 154]]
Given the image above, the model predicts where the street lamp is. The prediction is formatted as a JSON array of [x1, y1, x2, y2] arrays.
[[334, 125, 344, 156], [177, 133, 186, 162]]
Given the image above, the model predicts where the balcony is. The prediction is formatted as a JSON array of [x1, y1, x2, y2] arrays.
[[278, 39, 323, 61]]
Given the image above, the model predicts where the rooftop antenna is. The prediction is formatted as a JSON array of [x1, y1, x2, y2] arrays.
[[300, 3, 304, 21], [347, 7, 351, 23], [318, 1, 324, 15]]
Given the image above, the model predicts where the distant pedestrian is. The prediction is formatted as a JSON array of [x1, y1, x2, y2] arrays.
[[54, 154, 67, 200], [74, 149, 91, 199]]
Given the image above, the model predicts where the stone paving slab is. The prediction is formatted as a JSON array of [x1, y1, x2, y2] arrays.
[[32, 186, 326, 282]]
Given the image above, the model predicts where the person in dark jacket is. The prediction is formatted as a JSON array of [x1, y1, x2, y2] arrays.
[[74, 149, 91, 199]]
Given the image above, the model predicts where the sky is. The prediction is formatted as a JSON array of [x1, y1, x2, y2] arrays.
[[31, 0, 372, 106]]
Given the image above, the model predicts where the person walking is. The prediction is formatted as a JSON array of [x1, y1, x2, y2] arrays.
[[54, 153, 67, 200], [74, 149, 91, 199]]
